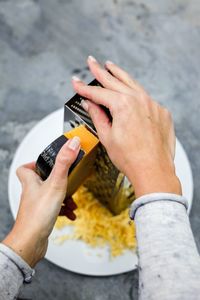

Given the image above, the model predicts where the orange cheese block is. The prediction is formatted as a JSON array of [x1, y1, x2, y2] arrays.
[[64, 125, 99, 155], [64, 125, 99, 197]]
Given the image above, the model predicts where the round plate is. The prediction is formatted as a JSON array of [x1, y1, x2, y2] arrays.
[[8, 108, 193, 276]]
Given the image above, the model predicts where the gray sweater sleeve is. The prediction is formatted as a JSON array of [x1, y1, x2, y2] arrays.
[[0, 243, 35, 300], [130, 193, 200, 300]]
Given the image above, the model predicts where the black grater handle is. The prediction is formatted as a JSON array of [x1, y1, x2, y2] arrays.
[[36, 135, 85, 180]]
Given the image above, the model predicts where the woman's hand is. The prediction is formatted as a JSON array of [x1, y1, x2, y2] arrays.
[[3, 137, 80, 267], [72, 56, 182, 198]]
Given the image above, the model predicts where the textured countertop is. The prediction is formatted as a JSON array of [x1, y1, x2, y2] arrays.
[[0, 0, 200, 299]]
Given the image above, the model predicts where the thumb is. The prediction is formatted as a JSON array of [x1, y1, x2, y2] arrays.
[[81, 100, 111, 146], [47, 136, 81, 191]]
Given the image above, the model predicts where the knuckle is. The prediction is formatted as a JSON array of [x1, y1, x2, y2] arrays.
[[79, 85, 92, 99], [16, 166, 23, 178], [88, 104, 99, 117], [140, 93, 150, 104], [120, 93, 129, 103], [104, 71, 113, 84], [127, 76, 134, 86], [163, 107, 172, 119], [16, 167, 20, 176], [56, 152, 73, 166], [49, 181, 66, 193], [84, 86, 101, 102], [115, 94, 131, 112], [82, 87, 91, 99], [96, 67, 107, 81], [143, 96, 157, 112]]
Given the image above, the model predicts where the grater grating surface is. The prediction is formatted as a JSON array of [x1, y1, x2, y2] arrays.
[[66, 79, 112, 135]]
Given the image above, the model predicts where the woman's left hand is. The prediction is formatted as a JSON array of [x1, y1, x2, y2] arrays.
[[2, 137, 80, 267]]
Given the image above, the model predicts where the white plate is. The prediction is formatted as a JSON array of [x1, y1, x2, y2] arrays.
[[8, 108, 194, 276]]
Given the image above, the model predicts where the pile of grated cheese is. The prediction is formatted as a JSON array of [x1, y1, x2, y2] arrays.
[[55, 186, 136, 257]]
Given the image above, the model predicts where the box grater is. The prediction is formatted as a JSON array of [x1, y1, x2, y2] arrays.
[[64, 79, 135, 215]]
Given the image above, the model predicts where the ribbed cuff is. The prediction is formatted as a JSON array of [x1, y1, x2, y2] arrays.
[[0, 243, 35, 283], [129, 193, 188, 220]]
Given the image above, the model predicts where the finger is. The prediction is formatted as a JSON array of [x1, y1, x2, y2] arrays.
[[65, 210, 76, 221], [81, 99, 111, 145], [16, 161, 41, 186], [87, 56, 135, 96], [63, 196, 78, 210], [48, 137, 81, 191], [105, 60, 144, 92], [22, 161, 36, 170], [59, 206, 77, 220], [72, 77, 121, 113]]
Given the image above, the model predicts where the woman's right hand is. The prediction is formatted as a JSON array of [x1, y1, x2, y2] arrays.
[[72, 56, 182, 198]]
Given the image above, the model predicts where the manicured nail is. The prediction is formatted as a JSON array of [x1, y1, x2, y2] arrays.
[[68, 136, 80, 151], [105, 60, 114, 65], [72, 75, 81, 82], [81, 100, 89, 111], [88, 55, 97, 62]]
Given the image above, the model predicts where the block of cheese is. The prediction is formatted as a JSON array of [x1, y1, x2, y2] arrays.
[[64, 125, 98, 155], [64, 125, 99, 196]]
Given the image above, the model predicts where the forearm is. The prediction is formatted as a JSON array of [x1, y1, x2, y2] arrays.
[[131, 194, 200, 300], [0, 243, 35, 300]]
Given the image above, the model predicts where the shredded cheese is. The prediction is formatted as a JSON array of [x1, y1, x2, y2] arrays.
[[55, 186, 136, 257]]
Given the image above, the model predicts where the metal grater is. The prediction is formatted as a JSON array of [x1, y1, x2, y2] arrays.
[[66, 79, 112, 135], [64, 79, 135, 215]]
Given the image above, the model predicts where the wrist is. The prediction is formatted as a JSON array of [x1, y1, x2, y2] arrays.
[[126, 162, 182, 198], [2, 225, 47, 268]]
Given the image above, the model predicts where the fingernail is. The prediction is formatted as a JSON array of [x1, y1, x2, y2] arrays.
[[81, 100, 89, 111], [72, 75, 81, 82], [68, 136, 80, 151], [105, 60, 114, 65], [88, 55, 97, 62]]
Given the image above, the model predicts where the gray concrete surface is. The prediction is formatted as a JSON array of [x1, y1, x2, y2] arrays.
[[0, 0, 200, 299]]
